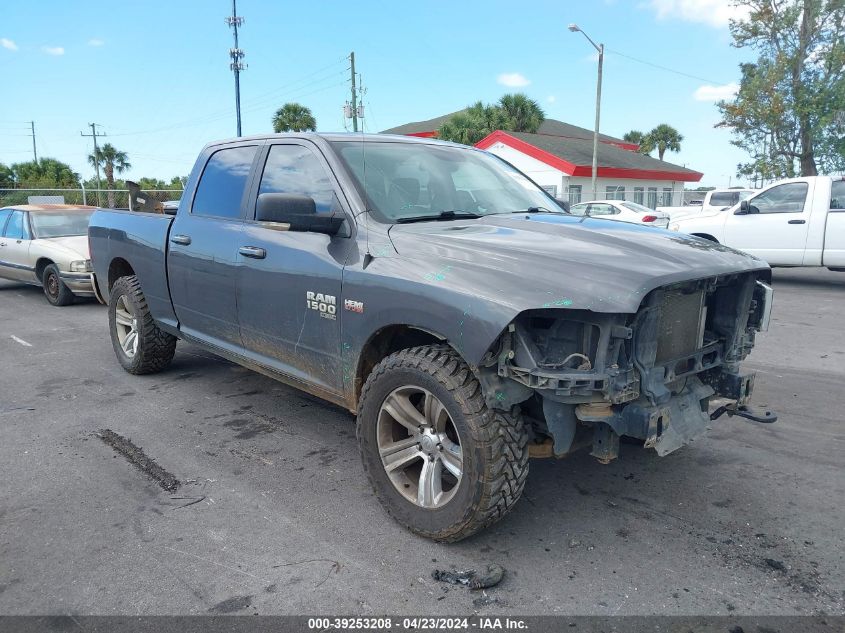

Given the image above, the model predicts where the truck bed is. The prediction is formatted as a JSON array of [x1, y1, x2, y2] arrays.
[[88, 209, 177, 327]]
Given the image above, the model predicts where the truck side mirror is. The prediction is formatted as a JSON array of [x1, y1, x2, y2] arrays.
[[256, 193, 344, 235], [735, 199, 757, 215]]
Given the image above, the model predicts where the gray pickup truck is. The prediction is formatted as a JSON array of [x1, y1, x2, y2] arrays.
[[89, 133, 775, 542]]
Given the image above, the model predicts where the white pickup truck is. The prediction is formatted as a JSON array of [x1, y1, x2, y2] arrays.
[[658, 188, 755, 218], [670, 176, 845, 270]]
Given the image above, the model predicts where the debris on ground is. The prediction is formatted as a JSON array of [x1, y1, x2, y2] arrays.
[[764, 558, 787, 572], [472, 591, 507, 608], [96, 429, 180, 492], [432, 564, 504, 590], [568, 538, 581, 548]]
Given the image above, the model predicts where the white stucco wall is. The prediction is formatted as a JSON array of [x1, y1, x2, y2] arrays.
[[483, 141, 686, 207]]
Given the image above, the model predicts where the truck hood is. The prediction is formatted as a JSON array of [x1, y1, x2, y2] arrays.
[[387, 213, 768, 314], [39, 235, 90, 260]]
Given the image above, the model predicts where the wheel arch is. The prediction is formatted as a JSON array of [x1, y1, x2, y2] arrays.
[[691, 232, 719, 243], [354, 325, 453, 407], [108, 257, 135, 290], [34, 257, 55, 282]]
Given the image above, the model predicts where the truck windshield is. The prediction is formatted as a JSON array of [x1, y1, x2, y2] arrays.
[[29, 212, 94, 238], [331, 141, 560, 223]]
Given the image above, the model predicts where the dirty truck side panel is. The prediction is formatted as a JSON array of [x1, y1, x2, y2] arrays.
[[89, 210, 176, 326]]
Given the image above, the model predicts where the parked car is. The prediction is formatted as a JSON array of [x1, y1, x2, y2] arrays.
[[569, 199, 670, 228], [659, 188, 756, 219], [0, 204, 97, 305], [670, 176, 845, 269], [89, 133, 775, 542]]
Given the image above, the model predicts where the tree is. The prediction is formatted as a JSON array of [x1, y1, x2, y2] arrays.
[[0, 163, 15, 188], [644, 124, 683, 161], [272, 103, 317, 133], [623, 130, 645, 146], [88, 143, 131, 208], [498, 93, 545, 133], [436, 94, 545, 145], [11, 158, 80, 188], [717, 0, 845, 178]]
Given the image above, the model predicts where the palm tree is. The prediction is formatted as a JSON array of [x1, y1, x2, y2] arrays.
[[645, 124, 683, 161], [88, 144, 131, 208], [498, 93, 545, 133], [437, 102, 508, 145], [272, 103, 317, 133], [623, 130, 645, 145]]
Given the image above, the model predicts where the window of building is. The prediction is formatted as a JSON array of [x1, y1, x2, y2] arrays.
[[541, 185, 558, 198], [257, 144, 335, 215], [662, 188, 674, 206], [567, 185, 582, 204], [606, 185, 625, 201], [192, 146, 258, 219], [634, 187, 644, 205], [647, 188, 658, 209]]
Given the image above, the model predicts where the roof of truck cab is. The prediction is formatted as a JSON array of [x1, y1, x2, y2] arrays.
[[204, 132, 462, 147], [1, 204, 97, 213]]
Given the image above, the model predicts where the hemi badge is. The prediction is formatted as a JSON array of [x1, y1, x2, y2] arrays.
[[344, 299, 364, 314]]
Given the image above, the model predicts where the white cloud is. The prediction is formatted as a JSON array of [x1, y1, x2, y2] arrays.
[[547, 95, 557, 103], [42, 46, 64, 56], [1, 38, 18, 51], [644, 0, 750, 27], [693, 82, 739, 101], [497, 72, 530, 88], [88, 38, 104, 47]]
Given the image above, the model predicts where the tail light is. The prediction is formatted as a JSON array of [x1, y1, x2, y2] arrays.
[[642, 215, 658, 223]]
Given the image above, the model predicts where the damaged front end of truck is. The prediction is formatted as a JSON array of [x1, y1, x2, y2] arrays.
[[476, 271, 775, 462]]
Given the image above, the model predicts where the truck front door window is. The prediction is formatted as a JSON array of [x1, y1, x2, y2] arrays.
[[256, 144, 334, 215], [749, 182, 808, 214]]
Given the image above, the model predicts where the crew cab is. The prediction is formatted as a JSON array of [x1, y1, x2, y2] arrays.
[[670, 176, 845, 269], [89, 133, 775, 541]]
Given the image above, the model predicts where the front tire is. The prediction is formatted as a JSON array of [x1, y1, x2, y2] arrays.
[[42, 264, 74, 306], [357, 345, 529, 542], [108, 275, 176, 375]]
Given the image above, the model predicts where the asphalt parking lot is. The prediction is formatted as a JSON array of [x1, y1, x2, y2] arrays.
[[0, 267, 843, 616]]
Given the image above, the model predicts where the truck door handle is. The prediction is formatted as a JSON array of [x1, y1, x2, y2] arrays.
[[787, 219, 806, 224], [239, 246, 266, 259], [170, 234, 192, 245]]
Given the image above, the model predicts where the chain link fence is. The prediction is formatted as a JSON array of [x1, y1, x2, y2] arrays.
[[556, 187, 714, 209], [0, 188, 183, 209]]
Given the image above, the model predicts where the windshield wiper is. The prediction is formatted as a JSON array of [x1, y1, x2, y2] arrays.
[[395, 210, 484, 224], [509, 206, 563, 214]]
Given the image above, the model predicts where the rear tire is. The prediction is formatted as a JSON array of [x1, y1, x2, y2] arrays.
[[42, 264, 74, 306], [357, 345, 529, 542], [109, 275, 176, 375]]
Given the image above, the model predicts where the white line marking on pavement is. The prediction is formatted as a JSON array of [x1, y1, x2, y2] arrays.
[[10, 335, 32, 347]]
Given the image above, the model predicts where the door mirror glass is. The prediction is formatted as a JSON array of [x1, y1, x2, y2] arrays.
[[256, 193, 343, 235]]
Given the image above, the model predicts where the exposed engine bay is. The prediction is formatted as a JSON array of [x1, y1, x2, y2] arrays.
[[478, 271, 775, 462]]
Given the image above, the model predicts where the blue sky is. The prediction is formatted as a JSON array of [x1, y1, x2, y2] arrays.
[[1, 0, 755, 187]]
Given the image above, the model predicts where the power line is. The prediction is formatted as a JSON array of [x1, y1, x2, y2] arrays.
[[606, 48, 727, 85]]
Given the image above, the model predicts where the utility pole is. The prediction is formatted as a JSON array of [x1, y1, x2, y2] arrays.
[[81, 123, 105, 206], [349, 51, 358, 132], [226, 0, 246, 137], [28, 121, 38, 163], [568, 24, 603, 200]]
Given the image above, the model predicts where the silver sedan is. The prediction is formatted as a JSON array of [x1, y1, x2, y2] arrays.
[[0, 205, 97, 306]]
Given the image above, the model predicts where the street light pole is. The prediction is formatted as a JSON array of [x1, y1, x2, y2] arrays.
[[569, 24, 603, 200]]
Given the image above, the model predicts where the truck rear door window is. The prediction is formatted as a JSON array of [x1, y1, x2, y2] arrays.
[[192, 146, 258, 219], [256, 145, 334, 215], [831, 181, 845, 210]]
